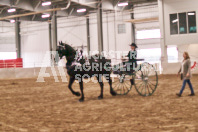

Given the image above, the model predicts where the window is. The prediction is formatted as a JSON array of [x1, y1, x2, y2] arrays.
[[0, 52, 17, 60], [137, 47, 178, 63], [188, 11, 197, 33], [167, 46, 178, 63], [137, 48, 161, 63], [170, 14, 178, 35], [136, 29, 161, 39], [118, 24, 126, 34], [170, 11, 197, 35], [179, 13, 187, 34]]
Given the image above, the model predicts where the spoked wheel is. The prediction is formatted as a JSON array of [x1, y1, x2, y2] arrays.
[[112, 74, 133, 95], [133, 62, 158, 96]]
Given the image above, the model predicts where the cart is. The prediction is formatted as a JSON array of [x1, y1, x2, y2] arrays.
[[112, 59, 158, 96]]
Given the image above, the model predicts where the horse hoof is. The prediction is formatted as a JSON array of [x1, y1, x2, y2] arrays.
[[79, 98, 84, 102], [74, 92, 81, 96], [98, 96, 103, 100], [111, 91, 117, 96]]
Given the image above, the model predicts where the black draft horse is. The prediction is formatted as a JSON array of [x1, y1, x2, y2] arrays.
[[57, 41, 117, 102]]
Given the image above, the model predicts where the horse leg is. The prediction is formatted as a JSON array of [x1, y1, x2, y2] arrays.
[[68, 77, 80, 96], [104, 74, 117, 96], [97, 75, 104, 100], [79, 81, 84, 102]]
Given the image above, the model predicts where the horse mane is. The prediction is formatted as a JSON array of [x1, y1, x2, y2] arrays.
[[58, 41, 77, 66], [58, 41, 110, 67], [61, 42, 76, 56]]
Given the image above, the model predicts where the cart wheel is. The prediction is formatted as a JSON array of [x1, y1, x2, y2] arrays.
[[112, 74, 132, 95], [133, 62, 158, 96]]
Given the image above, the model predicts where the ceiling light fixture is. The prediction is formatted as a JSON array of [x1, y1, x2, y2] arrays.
[[42, 1, 52, 6], [118, 2, 128, 7], [7, 8, 16, 13], [41, 14, 50, 18], [10, 19, 15, 23], [77, 8, 86, 13]]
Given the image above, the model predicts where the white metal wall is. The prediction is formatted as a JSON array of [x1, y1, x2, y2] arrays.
[[134, 2, 160, 49], [161, 0, 198, 62], [110, 12, 132, 52], [57, 16, 87, 48], [57, 11, 132, 54], [5, 5, 161, 67], [163, 0, 198, 45], [20, 21, 50, 68], [0, 22, 15, 52]]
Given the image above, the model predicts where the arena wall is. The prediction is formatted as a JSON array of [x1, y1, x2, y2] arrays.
[[57, 12, 133, 53], [18, 12, 133, 68], [163, 0, 198, 46], [0, 67, 67, 80], [159, 0, 198, 74], [0, 22, 15, 45], [134, 2, 160, 49], [20, 22, 50, 68], [2, 2, 160, 68]]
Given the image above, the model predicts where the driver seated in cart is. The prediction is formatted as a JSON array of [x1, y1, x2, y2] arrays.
[[113, 43, 138, 74], [125, 43, 138, 69]]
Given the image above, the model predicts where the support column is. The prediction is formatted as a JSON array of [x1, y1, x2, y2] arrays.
[[97, 1, 104, 53], [158, 0, 168, 74], [49, 22, 52, 52], [106, 12, 110, 52], [86, 16, 91, 54], [15, 19, 21, 58], [114, 11, 117, 52], [49, 22, 53, 66], [52, 12, 57, 51], [158, 0, 168, 63], [131, 13, 136, 43]]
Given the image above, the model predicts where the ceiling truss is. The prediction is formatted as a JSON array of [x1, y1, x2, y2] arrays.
[[0, 0, 157, 22]]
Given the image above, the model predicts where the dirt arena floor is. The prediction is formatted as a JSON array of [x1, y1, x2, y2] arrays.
[[0, 75, 198, 132]]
